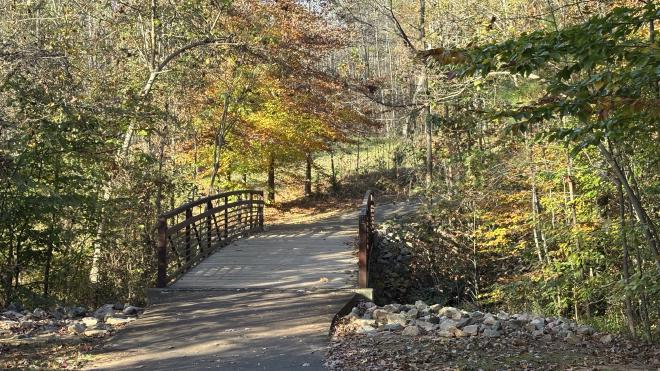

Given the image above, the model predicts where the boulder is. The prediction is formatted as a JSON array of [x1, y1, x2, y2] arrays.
[[462, 324, 480, 336], [0, 320, 17, 330], [405, 308, 419, 319], [402, 325, 422, 336], [32, 308, 47, 318], [93, 304, 115, 320], [372, 309, 388, 324], [576, 325, 594, 336], [530, 318, 546, 330], [414, 300, 428, 311], [386, 313, 407, 326], [600, 334, 613, 344], [455, 317, 473, 329], [497, 312, 510, 321], [69, 322, 86, 334], [66, 306, 87, 318], [415, 320, 437, 332], [7, 302, 23, 312], [483, 314, 498, 326], [1, 311, 24, 320], [382, 323, 403, 331], [506, 319, 524, 330], [82, 317, 98, 327], [439, 320, 457, 333], [437, 307, 463, 320], [383, 304, 403, 313], [356, 325, 377, 334], [483, 328, 502, 338]]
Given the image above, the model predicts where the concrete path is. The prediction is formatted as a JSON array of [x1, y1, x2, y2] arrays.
[[87, 198, 418, 370]]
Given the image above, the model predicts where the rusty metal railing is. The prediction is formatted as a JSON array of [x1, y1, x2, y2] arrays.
[[358, 190, 375, 288], [155, 190, 264, 288]]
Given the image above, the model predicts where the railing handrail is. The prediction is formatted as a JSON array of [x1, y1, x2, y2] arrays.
[[161, 190, 264, 219], [358, 190, 376, 288], [155, 189, 264, 288]]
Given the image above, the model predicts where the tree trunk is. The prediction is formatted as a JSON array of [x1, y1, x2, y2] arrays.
[[267, 155, 275, 202], [330, 150, 338, 192], [305, 153, 313, 197], [599, 144, 660, 272], [418, 0, 432, 187], [616, 179, 636, 336]]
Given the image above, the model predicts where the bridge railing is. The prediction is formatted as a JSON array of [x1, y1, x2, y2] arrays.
[[155, 190, 264, 287], [358, 190, 375, 288]]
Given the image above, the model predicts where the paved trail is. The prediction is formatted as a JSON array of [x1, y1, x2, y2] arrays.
[[88, 199, 418, 370]]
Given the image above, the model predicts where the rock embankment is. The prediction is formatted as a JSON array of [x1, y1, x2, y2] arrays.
[[327, 301, 659, 370], [343, 301, 612, 344], [1, 303, 144, 344]]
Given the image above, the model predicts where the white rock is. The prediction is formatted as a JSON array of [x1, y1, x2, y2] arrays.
[[106, 317, 134, 326], [82, 317, 98, 327]]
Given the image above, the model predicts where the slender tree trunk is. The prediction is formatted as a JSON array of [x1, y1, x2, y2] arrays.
[[330, 150, 338, 192], [267, 155, 275, 202], [599, 144, 660, 272], [43, 243, 54, 296], [305, 153, 313, 197], [616, 179, 636, 335]]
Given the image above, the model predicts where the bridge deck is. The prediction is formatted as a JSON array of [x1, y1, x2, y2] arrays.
[[172, 225, 357, 289]]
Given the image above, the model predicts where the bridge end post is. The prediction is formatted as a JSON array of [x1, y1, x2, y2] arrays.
[[156, 217, 168, 288], [258, 191, 264, 231], [358, 215, 368, 288]]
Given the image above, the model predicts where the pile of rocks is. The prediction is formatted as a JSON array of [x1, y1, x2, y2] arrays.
[[0, 303, 144, 342], [343, 300, 615, 345]]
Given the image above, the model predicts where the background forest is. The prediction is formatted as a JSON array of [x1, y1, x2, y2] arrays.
[[1, 0, 658, 340]]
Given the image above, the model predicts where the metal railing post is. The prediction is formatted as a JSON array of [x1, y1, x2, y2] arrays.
[[185, 208, 192, 262], [206, 200, 213, 252], [249, 193, 254, 230], [224, 195, 229, 239]]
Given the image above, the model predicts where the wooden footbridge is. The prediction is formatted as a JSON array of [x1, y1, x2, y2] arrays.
[[89, 190, 411, 371]]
